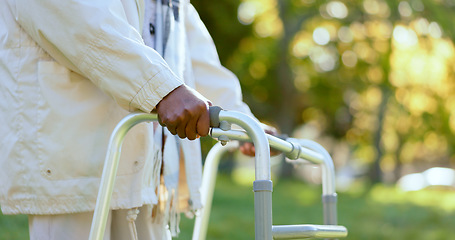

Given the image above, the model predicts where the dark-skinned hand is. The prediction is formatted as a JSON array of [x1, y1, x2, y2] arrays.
[[155, 84, 212, 140]]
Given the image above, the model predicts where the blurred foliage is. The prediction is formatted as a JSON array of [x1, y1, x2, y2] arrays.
[[192, 0, 455, 183]]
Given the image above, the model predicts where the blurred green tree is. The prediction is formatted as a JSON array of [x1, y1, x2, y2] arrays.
[[193, 0, 455, 183]]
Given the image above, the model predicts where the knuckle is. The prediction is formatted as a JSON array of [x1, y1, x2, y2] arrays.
[[198, 102, 207, 111], [167, 118, 178, 126], [176, 114, 185, 123], [160, 115, 170, 124], [183, 108, 193, 118]]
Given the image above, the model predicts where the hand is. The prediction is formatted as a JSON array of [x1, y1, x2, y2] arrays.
[[239, 127, 281, 157], [156, 85, 212, 140]]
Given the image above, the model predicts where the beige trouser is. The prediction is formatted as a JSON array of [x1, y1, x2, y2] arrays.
[[28, 205, 171, 240]]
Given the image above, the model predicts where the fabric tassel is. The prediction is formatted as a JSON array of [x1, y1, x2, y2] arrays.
[[165, 188, 181, 236], [162, 129, 181, 237], [126, 208, 140, 240], [181, 139, 203, 211]]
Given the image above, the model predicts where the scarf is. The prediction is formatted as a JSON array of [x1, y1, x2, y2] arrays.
[[142, 0, 203, 237]]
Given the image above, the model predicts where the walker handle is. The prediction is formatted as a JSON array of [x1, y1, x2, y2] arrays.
[[156, 106, 223, 128], [209, 106, 223, 128]]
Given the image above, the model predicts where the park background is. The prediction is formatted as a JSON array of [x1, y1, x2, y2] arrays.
[[2, 0, 455, 239]]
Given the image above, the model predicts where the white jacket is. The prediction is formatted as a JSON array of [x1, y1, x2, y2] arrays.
[[0, 0, 253, 215]]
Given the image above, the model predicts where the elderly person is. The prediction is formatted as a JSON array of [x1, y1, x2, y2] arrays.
[[0, 0, 259, 239]]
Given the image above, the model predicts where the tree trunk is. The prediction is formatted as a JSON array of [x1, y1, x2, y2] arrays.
[[368, 86, 389, 183]]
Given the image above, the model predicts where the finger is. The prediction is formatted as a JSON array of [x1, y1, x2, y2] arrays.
[[270, 149, 281, 156], [240, 143, 255, 157], [196, 106, 210, 137], [241, 148, 255, 157], [165, 120, 178, 135], [176, 120, 188, 139], [248, 145, 256, 156], [167, 126, 177, 135], [185, 115, 198, 140]]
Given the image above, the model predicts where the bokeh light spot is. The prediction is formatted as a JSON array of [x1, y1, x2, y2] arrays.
[[238, 2, 258, 25], [393, 25, 418, 47], [342, 50, 358, 68], [327, 1, 348, 19], [313, 27, 331, 45], [338, 26, 354, 43], [398, 1, 413, 17], [429, 22, 442, 38]]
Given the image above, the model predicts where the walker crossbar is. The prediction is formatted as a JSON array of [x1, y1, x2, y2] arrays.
[[272, 224, 348, 239], [210, 128, 325, 164]]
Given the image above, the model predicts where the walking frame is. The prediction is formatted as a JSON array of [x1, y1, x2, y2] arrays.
[[89, 107, 348, 240]]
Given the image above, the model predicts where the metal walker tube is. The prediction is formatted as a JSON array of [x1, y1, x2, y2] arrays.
[[210, 129, 339, 225], [89, 109, 346, 240], [194, 131, 348, 239], [295, 139, 338, 225], [89, 109, 273, 240], [210, 129, 336, 195], [192, 142, 239, 240], [216, 111, 271, 181], [216, 110, 273, 240], [203, 132, 346, 238], [89, 112, 157, 240]]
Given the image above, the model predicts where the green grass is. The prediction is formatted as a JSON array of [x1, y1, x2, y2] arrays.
[[2, 175, 455, 239], [178, 176, 455, 240], [0, 213, 28, 240]]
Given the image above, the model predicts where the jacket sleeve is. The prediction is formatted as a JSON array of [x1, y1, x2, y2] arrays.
[[184, 4, 256, 119], [14, 0, 182, 112]]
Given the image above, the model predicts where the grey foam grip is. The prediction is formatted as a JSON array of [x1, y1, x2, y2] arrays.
[[209, 106, 223, 128]]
